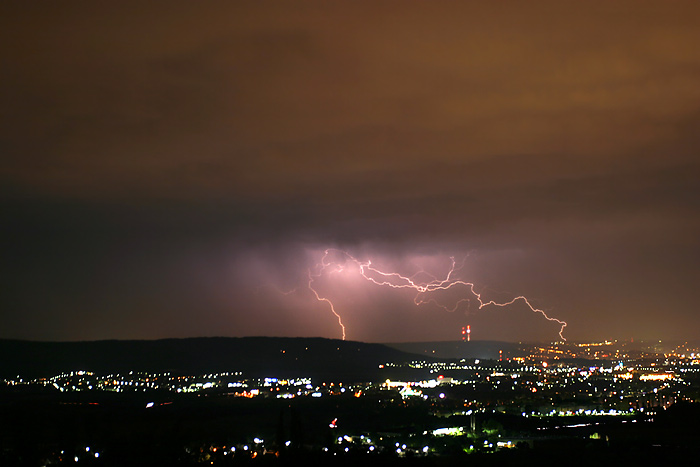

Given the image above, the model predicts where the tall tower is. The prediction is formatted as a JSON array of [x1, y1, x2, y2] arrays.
[[461, 325, 471, 342]]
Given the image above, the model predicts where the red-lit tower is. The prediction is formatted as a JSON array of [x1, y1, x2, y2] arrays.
[[461, 325, 471, 342]]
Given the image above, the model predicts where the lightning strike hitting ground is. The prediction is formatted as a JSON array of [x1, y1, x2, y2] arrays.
[[307, 249, 567, 342]]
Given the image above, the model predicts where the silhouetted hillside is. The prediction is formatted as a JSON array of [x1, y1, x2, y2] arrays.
[[0, 337, 431, 381], [386, 340, 526, 359]]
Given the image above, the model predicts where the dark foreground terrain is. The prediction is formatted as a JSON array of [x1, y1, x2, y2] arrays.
[[3, 337, 700, 465], [2, 384, 700, 466]]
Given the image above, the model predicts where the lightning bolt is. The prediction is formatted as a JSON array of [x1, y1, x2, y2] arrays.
[[254, 284, 298, 296], [307, 249, 567, 342], [307, 261, 347, 340]]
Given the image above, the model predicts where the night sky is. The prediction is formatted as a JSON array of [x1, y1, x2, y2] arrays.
[[2, 2, 699, 343]]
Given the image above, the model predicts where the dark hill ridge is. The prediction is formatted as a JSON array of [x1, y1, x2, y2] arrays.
[[385, 340, 526, 360], [0, 336, 435, 381]]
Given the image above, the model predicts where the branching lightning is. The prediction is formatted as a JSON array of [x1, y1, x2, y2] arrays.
[[307, 249, 567, 342]]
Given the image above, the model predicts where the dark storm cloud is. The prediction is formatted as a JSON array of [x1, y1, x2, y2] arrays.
[[4, 1, 700, 199], [1, 1, 699, 342]]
